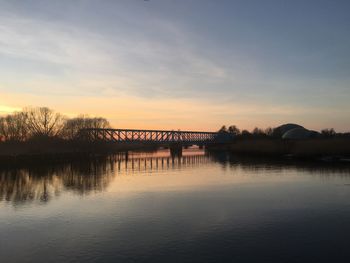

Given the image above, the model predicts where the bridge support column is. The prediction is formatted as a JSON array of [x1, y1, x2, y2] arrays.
[[170, 144, 182, 158]]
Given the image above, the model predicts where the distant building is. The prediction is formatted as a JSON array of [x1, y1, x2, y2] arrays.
[[282, 127, 320, 140], [273, 123, 321, 139], [273, 123, 304, 138]]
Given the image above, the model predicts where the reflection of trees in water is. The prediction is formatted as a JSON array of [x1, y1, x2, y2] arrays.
[[0, 154, 211, 205], [0, 169, 62, 205], [2, 152, 349, 205], [0, 157, 115, 205], [62, 158, 115, 194]]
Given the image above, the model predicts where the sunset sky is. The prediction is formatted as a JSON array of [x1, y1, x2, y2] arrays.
[[0, 0, 349, 131]]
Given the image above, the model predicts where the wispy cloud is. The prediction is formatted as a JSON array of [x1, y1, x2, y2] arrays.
[[0, 15, 114, 67], [0, 11, 237, 100], [0, 2, 349, 131]]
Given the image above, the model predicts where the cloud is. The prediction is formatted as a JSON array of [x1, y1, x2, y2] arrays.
[[1, 8, 310, 104], [0, 15, 114, 68], [0, 11, 237, 100], [0, 3, 349, 131]]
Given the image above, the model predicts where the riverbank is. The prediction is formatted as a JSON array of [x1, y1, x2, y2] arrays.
[[207, 137, 350, 160], [0, 139, 157, 165], [1, 138, 350, 164]]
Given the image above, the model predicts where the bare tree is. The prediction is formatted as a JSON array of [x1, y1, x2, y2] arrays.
[[61, 115, 110, 139], [241, 129, 251, 137], [228, 125, 240, 135], [265, 127, 274, 137], [88, 117, 110, 129], [218, 125, 228, 133], [321, 128, 336, 137], [61, 115, 86, 140], [25, 107, 65, 138], [0, 117, 6, 142], [252, 127, 265, 137], [1, 107, 113, 142], [0, 112, 28, 141]]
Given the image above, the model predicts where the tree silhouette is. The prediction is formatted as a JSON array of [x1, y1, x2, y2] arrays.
[[321, 128, 336, 137], [0, 112, 28, 141], [218, 125, 228, 133], [228, 125, 240, 135], [61, 115, 110, 139], [25, 107, 64, 138]]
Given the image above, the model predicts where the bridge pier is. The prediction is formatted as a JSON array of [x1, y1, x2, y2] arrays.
[[170, 144, 182, 158]]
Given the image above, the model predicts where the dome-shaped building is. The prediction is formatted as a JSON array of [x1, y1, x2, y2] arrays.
[[282, 127, 320, 140], [273, 123, 304, 138]]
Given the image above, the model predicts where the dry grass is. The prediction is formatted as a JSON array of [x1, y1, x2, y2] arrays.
[[229, 138, 287, 155]]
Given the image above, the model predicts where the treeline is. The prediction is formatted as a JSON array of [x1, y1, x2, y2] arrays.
[[218, 125, 350, 138], [218, 125, 273, 137], [0, 107, 110, 142]]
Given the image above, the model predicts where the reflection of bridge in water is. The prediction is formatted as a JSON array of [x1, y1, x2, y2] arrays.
[[113, 152, 211, 172], [2, 151, 350, 206]]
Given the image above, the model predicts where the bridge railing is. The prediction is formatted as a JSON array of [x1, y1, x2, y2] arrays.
[[78, 128, 223, 144]]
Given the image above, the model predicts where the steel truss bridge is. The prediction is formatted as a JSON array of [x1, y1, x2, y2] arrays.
[[79, 128, 222, 145]]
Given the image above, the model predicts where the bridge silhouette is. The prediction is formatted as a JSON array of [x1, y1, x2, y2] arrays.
[[79, 128, 230, 155], [79, 128, 223, 144]]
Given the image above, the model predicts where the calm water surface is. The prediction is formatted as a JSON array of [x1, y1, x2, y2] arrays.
[[1, 149, 350, 263]]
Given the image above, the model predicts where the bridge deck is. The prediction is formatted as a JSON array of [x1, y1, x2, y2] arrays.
[[79, 128, 220, 144]]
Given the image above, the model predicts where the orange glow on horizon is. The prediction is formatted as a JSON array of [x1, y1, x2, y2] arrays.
[[1, 91, 349, 132]]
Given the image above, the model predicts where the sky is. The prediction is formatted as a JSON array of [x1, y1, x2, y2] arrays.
[[0, 0, 349, 132]]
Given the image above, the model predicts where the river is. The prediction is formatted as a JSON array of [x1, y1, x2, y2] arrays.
[[1, 148, 350, 262]]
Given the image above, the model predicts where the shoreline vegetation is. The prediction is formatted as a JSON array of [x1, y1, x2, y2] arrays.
[[208, 137, 350, 160], [209, 125, 350, 161], [1, 107, 350, 163]]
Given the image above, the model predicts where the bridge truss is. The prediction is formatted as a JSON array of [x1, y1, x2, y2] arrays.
[[78, 128, 219, 145]]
